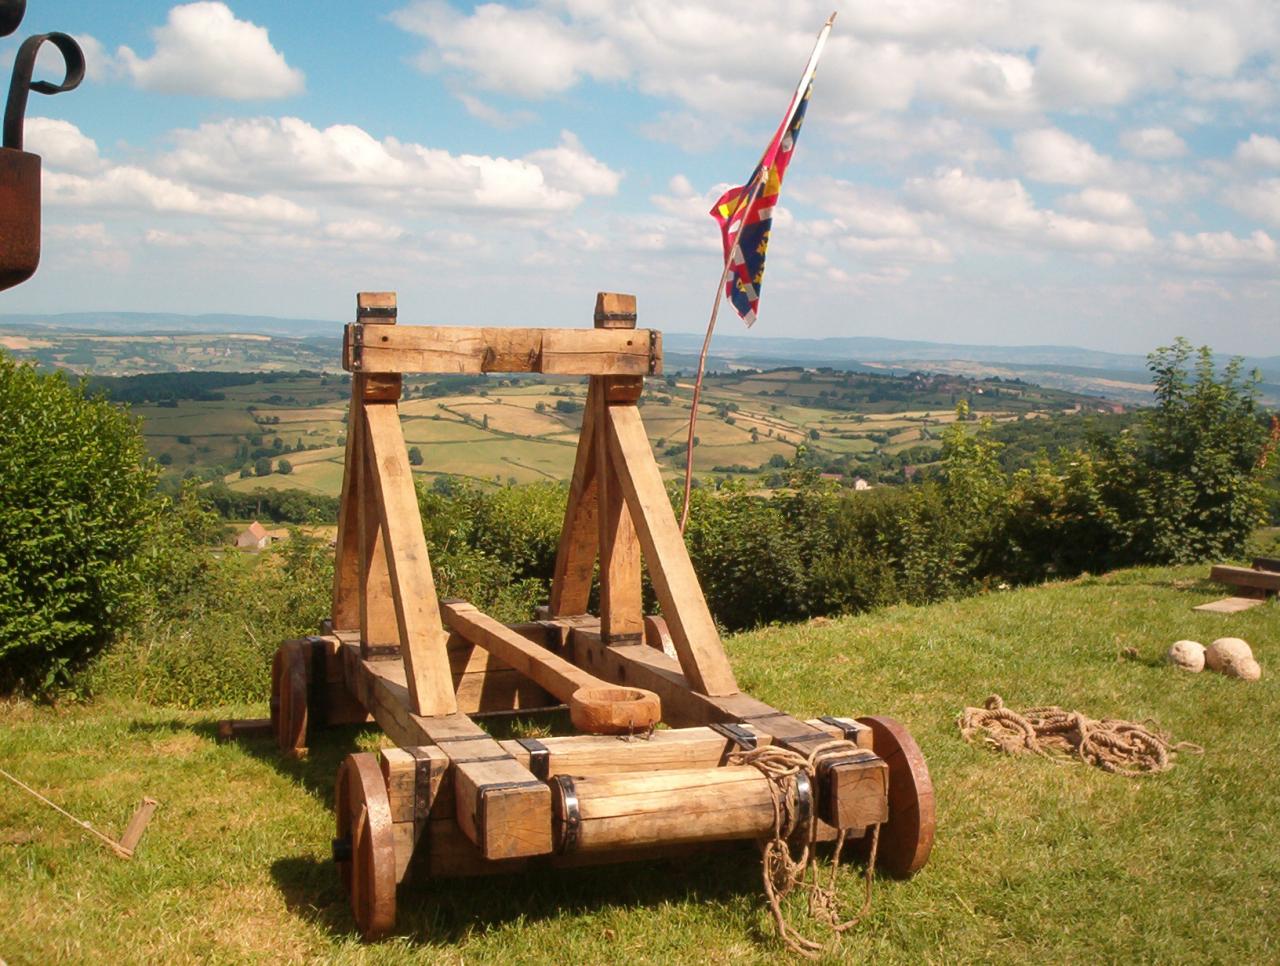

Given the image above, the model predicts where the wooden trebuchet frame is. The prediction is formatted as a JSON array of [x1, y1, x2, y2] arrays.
[[255, 291, 935, 941]]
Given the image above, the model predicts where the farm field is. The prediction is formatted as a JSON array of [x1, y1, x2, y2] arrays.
[[104, 363, 1113, 495], [1, 564, 1275, 964]]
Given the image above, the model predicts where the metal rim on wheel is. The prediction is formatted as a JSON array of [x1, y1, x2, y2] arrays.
[[855, 715, 936, 878], [334, 752, 397, 941], [272, 642, 308, 758]]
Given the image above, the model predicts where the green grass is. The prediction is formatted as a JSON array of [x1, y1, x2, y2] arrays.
[[4, 566, 1275, 963]]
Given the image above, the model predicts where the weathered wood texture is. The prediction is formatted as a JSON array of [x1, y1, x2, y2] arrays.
[[346, 644, 552, 860], [1211, 564, 1280, 593], [364, 402, 456, 717], [1254, 555, 1280, 574], [603, 404, 738, 696], [554, 766, 784, 853], [345, 324, 661, 376], [549, 383, 599, 616]]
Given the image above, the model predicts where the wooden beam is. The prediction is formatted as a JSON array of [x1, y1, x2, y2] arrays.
[[1211, 564, 1280, 593], [595, 387, 643, 642], [344, 324, 662, 376], [364, 403, 457, 717], [549, 383, 599, 616], [603, 404, 738, 696], [330, 379, 363, 632], [352, 646, 552, 860]]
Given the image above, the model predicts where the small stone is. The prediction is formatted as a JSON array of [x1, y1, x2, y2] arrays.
[[1205, 637, 1253, 673], [1226, 657, 1262, 682], [1166, 640, 1205, 672]]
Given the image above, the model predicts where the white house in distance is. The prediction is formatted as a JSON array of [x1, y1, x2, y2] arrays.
[[234, 520, 272, 551]]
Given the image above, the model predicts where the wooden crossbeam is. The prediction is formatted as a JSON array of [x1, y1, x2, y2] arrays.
[[344, 324, 661, 376], [1211, 564, 1280, 593]]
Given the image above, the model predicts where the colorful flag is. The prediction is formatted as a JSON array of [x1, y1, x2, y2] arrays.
[[709, 85, 813, 326]]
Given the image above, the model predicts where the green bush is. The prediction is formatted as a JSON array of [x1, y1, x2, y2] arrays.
[[0, 357, 164, 692]]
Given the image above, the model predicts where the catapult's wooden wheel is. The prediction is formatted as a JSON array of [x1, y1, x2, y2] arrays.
[[334, 752, 397, 941], [856, 716, 935, 877], [270, 641, 308, 758]]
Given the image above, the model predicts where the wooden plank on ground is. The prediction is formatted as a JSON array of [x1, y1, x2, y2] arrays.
[[1253, 556, 1280, 574], [604, 404, 738, 696], [346, 325, 660, 376], [364, 403, 457, 717], [1194, 596, 1268, 613], [1210, 564, 1280, 593]]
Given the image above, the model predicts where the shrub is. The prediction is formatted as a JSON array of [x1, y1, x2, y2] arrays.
[[0, 356, 163, 692]]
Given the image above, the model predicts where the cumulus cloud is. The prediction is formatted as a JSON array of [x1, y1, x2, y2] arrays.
[[1120, 127, 1188, 159], [24, 118, 102, 173], [1060, 188, 1145, 224], [1235, 134, 1280, 167], [908, 168, 1154, 253], [1172, 229, 1277, 263], [159, 116, 619, 213], [117, 2, 304, 99], [1222, 179, 1280, 227], [1015, 128, 1115, 185]]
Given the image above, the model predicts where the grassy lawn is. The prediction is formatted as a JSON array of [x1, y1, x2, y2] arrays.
[[1, 564, 1276, 964]]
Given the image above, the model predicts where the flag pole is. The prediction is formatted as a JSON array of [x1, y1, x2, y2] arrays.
[[677, 12, 836, 533]]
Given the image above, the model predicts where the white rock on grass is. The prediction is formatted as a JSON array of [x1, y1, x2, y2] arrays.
[[1166, 640, 1206, 672], [1227, 657, 1263, 681], [1205, 637, 1253, 674]]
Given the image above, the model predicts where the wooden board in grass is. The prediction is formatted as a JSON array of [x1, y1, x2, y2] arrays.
[[1210, 564, 1280, 593]]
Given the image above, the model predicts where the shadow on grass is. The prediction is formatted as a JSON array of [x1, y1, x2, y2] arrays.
[[270, 845, 768, 947]]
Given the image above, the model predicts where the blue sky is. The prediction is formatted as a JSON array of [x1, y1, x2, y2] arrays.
[[3, 1, 1279, 354]]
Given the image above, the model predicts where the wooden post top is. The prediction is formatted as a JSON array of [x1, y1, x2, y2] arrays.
[[594, 292, 636, 330], [358, 291, 397, 322]]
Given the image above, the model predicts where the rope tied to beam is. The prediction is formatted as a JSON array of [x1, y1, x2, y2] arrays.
[[730, 739, 879, 958], [958, 695, 1203, 777]]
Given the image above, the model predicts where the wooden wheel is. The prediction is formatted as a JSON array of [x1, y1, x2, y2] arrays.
[[334, 752, 397, 941], [271, 641, 308, 758], [855, 715, 935, 877]]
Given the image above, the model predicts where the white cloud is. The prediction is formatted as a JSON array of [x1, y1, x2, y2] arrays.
[[525, 131, 622, 196], [908, 168, 1154, 253], [1235, 134, 1280, 167], [1172, 229, 1277, 263], [1060, 188, 1144, 224], [117, 2, 304, 99], [390, 0, 625, 97], [160, 116, 615, 213], [455, 93, 535, 129], [1015, 128, 1114, 185], [1223, 179, 1280, 227], [23, 118, 102, 173], [1120, 127, 1188, 160]]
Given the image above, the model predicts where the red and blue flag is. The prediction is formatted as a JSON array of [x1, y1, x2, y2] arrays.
[[710, 81, 813, 326]]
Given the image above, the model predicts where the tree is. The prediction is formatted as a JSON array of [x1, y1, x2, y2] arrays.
[[408, 446, 424, 466], [0, 356, 162, 691], [254, 457, 272, 477], [277, 459, 293, 475]]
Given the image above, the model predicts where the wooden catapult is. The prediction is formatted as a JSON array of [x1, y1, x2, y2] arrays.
[[258, 291, 935, 939]]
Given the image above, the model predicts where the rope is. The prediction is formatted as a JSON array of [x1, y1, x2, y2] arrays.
[[730, 740, 879, 958], [957, 695, 1204, 777], [0, 767, 133, 858]]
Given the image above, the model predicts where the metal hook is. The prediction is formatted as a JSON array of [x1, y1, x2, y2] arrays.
[[4, 30, 84, 150], [0, 0, 25, 39]]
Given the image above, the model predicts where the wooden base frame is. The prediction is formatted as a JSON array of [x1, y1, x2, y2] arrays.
[[260, 291, 934, 939]]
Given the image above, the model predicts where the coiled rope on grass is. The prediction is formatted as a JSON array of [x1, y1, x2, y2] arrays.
[[958, 695, 1203, 776], [730, 740, 879, 959]]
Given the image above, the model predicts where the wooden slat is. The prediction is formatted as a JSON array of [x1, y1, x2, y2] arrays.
[[595, 382, 643, 641], [604, 404, 738, 696], [347, 325, 661, 376], [330, 380, 363, 631], [549, 383, 599, 615], [1211, 564, 1280, 593], [1252, 556, 1280, 574], [364, 403, 457, 717]]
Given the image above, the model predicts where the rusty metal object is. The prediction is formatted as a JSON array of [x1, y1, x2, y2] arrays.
[[0, 12, 84, 291]]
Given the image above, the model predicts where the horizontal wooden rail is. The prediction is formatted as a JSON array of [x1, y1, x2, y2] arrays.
[[1211, 564, 1280, 593], [344, 324, 662, 376]]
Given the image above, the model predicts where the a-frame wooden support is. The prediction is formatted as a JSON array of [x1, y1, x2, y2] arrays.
[[549, 294, 738, 698]]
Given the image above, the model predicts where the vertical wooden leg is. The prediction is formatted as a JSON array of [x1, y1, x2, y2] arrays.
[[595, 378, 643, 643], [358, 413, 400, 658], [549, 384, 599, 616]]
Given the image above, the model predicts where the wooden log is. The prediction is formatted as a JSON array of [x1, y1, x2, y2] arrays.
[[1252, 555, 1280, 574], [217, 718, 274, 742], [552, 766, 785, 854], [345, 325, 662, 376], [440, 601, 660, 733], [603, 404, 738, 696], [364, 403, 457, 717], [1211, 564, 1280, 593]]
